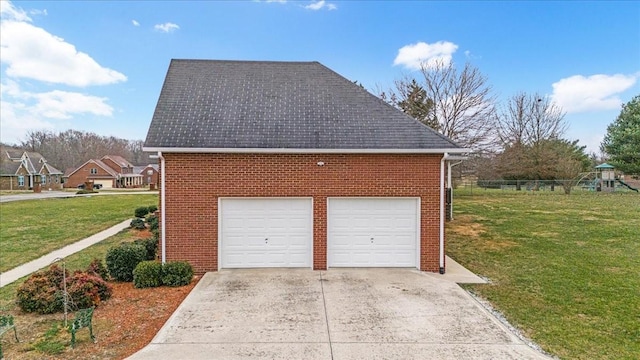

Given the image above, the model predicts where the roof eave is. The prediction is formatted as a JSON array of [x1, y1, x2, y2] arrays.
[[142, 147, 471, 154]]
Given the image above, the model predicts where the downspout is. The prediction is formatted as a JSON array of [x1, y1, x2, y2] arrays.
[[447, 161, 463, 221], [439, 153, 449, 274], [158, 152, 167, 264]]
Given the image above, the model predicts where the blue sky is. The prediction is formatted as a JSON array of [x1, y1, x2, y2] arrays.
[[1, 0, 638, 154]]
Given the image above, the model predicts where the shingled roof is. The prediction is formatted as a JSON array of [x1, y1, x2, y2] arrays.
[[144, 60, 465, 153]]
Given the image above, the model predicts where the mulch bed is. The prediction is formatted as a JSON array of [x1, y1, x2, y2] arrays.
[[3, 273, 198, 360]]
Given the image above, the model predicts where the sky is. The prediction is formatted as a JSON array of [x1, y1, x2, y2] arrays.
[[1, 0, 639, 154]]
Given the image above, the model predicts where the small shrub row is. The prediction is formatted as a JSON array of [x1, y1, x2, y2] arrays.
[[76, 190, 98, 195], [133, 261, 162, 288], [16, 262, 112, 314], [135, 205, 158, 218], [146, 215, 159, 232], [133, 261, 194, 288], [133, 237, 158, 261], [105, 243, 146, 281], [130, 218, 146, 230]]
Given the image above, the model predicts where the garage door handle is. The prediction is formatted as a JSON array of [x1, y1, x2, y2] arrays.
[[370, 237, 374, 243], [265, 238, 268, 243]]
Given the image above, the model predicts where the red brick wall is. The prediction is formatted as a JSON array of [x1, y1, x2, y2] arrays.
[[64, 162, 114, 188], [162, 153, 444, 274], [101, 158, 124, 174], [140, 166, 159, 185]]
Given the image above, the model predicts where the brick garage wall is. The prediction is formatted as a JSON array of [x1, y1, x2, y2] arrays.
[[163, 153, 443, 274], [65, 162, 114, 188]]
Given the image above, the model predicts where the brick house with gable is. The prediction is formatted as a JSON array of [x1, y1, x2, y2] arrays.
[[64, 155, 143, 189], [143, 60, 468, 275]]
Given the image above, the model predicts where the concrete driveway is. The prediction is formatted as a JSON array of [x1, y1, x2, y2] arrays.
[[129, 269, 549, 360]]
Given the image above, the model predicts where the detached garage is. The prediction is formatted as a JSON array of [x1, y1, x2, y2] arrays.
[[143, 60, 468, 274]]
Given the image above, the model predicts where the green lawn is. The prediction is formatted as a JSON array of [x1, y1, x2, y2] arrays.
[[0, 229, 137, 308], [0, 194, 157, 273], [447, 190, 640, 360]]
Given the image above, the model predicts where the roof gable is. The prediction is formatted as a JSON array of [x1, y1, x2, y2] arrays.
[[101, 155, 134, 168], [67, 159, 118, 178], [144, 60, 464, 152]]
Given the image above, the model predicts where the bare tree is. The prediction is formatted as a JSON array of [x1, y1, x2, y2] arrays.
[[495, 92, 570, 187], [418, 60, 497, 150], [497, 92, 566, 146], [18, 130, 148, 171]]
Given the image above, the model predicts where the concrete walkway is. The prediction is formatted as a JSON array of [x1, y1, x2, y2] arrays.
[[426, 256, 487, 284], [0, 219, 132, 287]]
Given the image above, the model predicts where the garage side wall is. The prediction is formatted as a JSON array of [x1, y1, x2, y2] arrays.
[[163, 153, 442, 274]]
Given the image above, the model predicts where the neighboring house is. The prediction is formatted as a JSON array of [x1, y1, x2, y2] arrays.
[[143, 60, 468, 275], [133, 164, 159, 186], [0, 146, 63, 190], [64, 155, 143, 189]]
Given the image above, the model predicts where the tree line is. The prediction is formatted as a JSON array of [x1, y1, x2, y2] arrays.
[[380, 60, 639, 192], [12, 129, 150, 172]]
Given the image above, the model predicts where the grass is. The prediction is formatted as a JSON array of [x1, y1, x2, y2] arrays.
[[447, 190, 640, 360], [0, 229, 145, 359], [0, 229, 136, 309], [0, 194, 157, 273]]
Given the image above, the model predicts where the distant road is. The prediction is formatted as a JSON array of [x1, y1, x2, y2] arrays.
[[0, 190, 157, 203]]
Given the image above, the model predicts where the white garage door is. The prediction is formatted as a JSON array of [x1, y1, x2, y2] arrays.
[[328, 198, 418, 267], [220, 198, 312, 268], [93, 179, 113, 189]]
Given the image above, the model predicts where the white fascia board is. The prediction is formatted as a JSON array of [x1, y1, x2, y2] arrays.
[[143, 147, 471, 154]]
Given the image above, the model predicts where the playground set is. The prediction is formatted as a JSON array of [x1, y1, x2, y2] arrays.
[[577, 163, 639, 193]]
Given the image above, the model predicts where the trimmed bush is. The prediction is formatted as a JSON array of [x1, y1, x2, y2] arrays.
[[16, 265, 112, 314], [16, 265, 67, 314], [148, 205, 158, 213], [130, 218, 146, 230], [76, 190, 98, 195], [133, 261, 163, 288], [106, 243, 147, 281], [133, 237, 158, 260], [161, 261, 194, 287], [134, 206, 150, 218], [146, 215, 159, 232], [67, 271, 112, 309], [86, 258, 109, 281]]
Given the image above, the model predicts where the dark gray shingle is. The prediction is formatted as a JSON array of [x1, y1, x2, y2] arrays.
[[144, 60, 461, 150]]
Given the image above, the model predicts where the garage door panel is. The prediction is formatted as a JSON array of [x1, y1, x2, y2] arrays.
[[221, 198, 312, 268], [328, 198, 418, 268]]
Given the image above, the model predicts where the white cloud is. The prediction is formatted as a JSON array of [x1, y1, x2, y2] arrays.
[[0, 81, 115, 143], [305, 1, 337, 11], [1, 81, 114, 119], [29, 9, 47, 16], [154, 22, 180, 33], [32, 90, 114, 119], [0, 100, 56, 144], [0, 1, 122, 144], [551, 73, 638, 113], [393, 41, 459, 70], [132, 19, 140, 26], [0, 21, 127, 87], [0, 0, 31, 22]]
